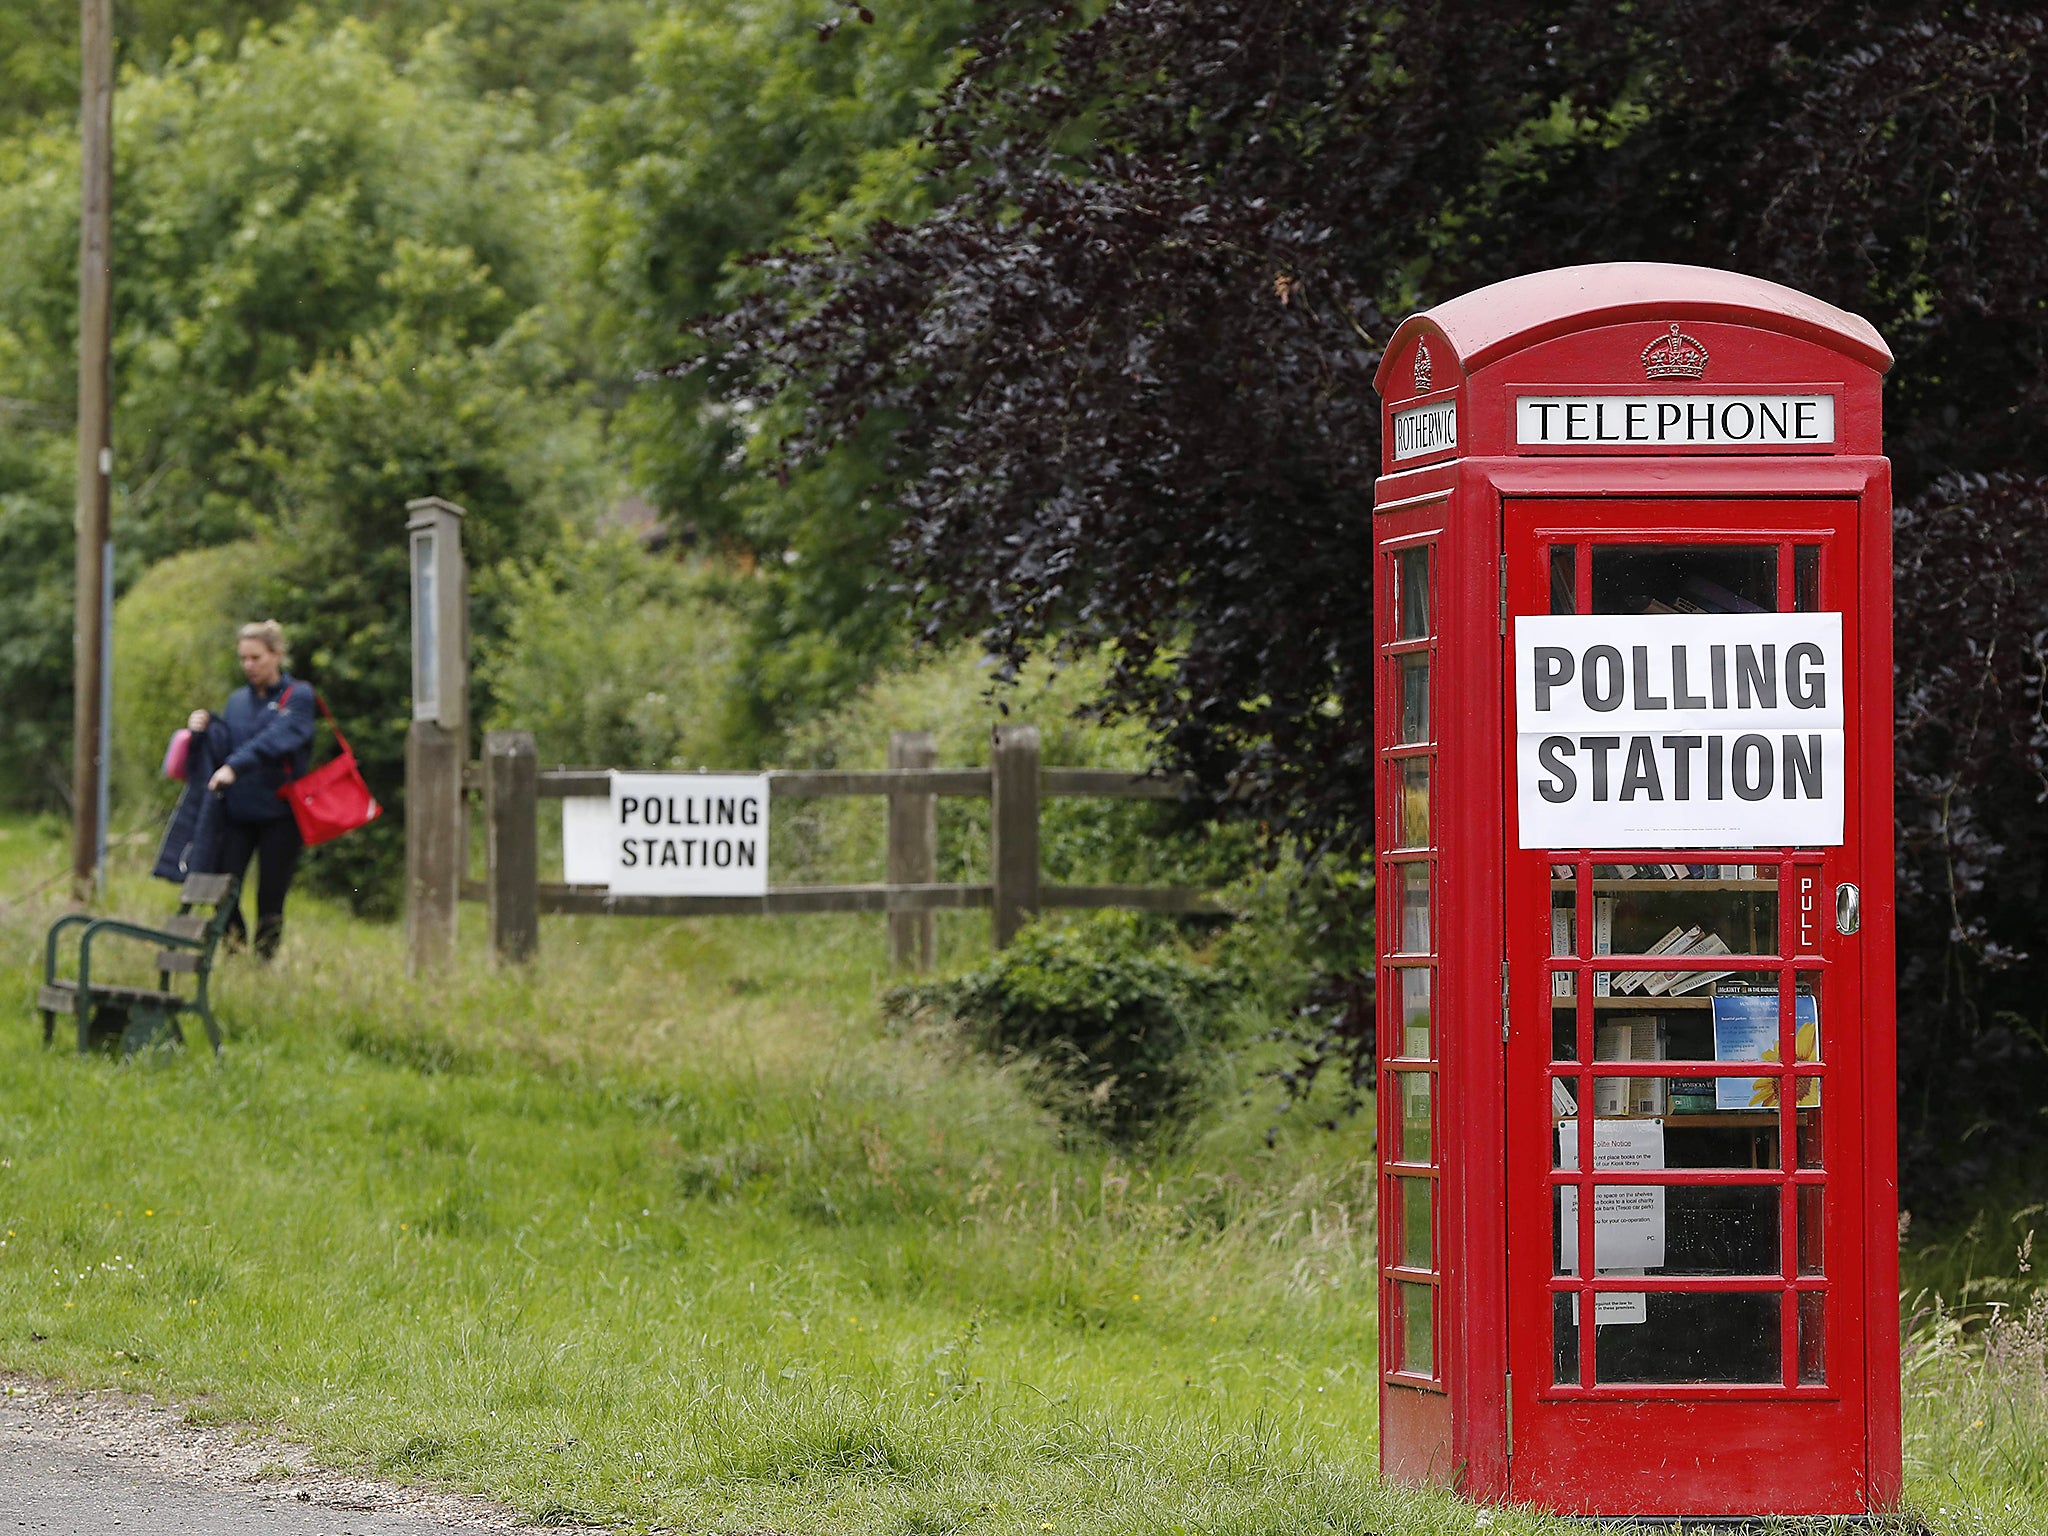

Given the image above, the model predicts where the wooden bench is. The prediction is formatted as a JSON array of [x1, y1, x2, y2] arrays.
[[37, 873, 240, 1056]]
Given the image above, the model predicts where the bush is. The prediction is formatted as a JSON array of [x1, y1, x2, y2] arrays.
[[889, 912, 1238, 1137], [774, 644, 1261, 892], [110, 540, 274, 823], [477, 534, 750, 771]]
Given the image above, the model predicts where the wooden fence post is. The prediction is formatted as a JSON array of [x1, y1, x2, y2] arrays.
[[484, 729, 539, 965], [887, 730, 938, 970], [404, 721, 462, 974], [989, 724, 1041, 949]]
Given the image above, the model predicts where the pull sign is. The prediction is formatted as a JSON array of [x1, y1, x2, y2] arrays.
[[1514, 612, 1845, 849]]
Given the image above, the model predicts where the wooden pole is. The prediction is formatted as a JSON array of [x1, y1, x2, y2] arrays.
[[886, 730, 938, 970], [404, 721, 462, 974], [70, 0, 113, 902], [988, 724, 1040, 949], [484, 730, 539, 965]]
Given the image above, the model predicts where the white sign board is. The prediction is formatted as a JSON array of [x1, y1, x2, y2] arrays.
[[560, 773, 770, 896], [1392, 399, 1457, 461], [1515, 394, 1834, 448], [562, 795, 612, 886], [1515, 613, 1844, 850]]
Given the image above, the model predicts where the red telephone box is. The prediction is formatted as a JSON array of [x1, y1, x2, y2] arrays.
[[1370, 264, 1898, 1517]]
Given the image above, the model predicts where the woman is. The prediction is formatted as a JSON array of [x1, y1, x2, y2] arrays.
[[187, 620, 315, 959]]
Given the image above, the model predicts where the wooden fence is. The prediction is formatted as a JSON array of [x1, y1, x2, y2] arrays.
[[451, 725, 1223, 969]]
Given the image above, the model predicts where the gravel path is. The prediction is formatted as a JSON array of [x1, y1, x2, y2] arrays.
[[0, 1376, 583, 1534]]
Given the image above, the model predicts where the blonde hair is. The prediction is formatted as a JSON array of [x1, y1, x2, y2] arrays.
[[238, 619, 287, 660]]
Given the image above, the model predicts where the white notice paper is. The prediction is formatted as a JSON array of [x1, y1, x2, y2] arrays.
[[1515, 613, 1845, 849], [1557, 1117, 1666, 1328], [562, 793, 613, 885]]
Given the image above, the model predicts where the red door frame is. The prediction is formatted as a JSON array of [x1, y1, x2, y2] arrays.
[[1497, 490, 1884, 1515]]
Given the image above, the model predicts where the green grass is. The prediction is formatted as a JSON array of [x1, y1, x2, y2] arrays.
[[0, 814, 2037, 1534]]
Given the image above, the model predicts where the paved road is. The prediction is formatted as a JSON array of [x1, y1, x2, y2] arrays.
[[0, 1388, 540, 1535], [0, 1430, 462, 1534]]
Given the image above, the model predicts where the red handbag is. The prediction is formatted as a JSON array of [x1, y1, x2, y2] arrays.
[[276, 689, 383, 847]]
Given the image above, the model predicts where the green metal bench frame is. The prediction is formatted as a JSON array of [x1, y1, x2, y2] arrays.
[[37, 872, 241, 1056]]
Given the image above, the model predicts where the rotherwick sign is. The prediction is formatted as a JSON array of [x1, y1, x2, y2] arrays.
[[1515, 393, 1835, 448], [1392, 398, 1457, 460]]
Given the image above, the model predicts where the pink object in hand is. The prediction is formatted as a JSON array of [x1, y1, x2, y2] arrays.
[[162, 728, 192, 781]]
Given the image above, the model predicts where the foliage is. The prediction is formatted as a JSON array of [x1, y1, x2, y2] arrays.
[[0, 426, 78, 808], [258, 238, 611, 911], [0, 19, 598, 843], [888, 911, 1236, 1137], [108, 539, 272, 819], [766, 644, 1259, 896], [0, 2, 652, 137], [478, 532, 750, 771], [1891, 476, 2048, 1197], [574, 0, 979, 744], [698, 0, 2048, 1196]]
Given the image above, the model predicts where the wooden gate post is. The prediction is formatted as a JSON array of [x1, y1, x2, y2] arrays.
[[886, 730, 938, 970], [989, 724, 1040, 949], [404, 721, 462, 974], [484, 730, 539, 965]]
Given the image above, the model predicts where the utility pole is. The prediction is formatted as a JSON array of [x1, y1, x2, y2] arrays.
[[71, 0, 113, 902]]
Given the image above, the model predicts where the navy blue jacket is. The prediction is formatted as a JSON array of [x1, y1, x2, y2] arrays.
[[152, 718, 232, 882], [218, 673, 316, 822]]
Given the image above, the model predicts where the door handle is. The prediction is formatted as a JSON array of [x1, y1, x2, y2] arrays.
[[1835, 883, 1860, 936]]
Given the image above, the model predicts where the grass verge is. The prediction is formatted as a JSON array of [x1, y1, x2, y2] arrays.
[[0, 814, 2036, 1533]]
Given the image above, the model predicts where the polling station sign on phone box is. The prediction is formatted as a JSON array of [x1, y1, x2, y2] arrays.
[[561, 773, 770, 895], [1514, 613, 1844, 849]]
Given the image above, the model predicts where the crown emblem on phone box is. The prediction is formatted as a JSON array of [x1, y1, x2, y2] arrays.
[[1642, 322, 1709, 380], [1413, 340, 1433, 394]]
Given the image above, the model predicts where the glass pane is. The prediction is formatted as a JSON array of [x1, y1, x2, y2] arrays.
[[1661, 1185, 1781, 1276], [1553, 1291, 1581, 1384], [1794, 545, 1821, 613], [1555, 1123, 1781, 1274], [1581, 863, 1781, 966], [1799, 1291, 1826, 1383], [1795, 973, 1825, 1169], [1590, 545, 1778, 616], [1398, 655, 1430, 743], [1561, 1079, 1811, 1171], [1398, 1281, 1435, 1376], [1397, 1175, 1433, 1269], [1399, 759, 1430, 848], [412, 532, 438, 709], [1551, 896, 1576, 999], [1400, 864, 1430, 953], [1398, 1072, 1432, 1162], [1798, 1183, 1824, 1276], [1710, 977, 1818, 1112], [1399, 548, 1430, 639], [1550, 543, 1578, 615], [1596, 1292, 1782, 1384], [1400, 968, 1432, 1058]]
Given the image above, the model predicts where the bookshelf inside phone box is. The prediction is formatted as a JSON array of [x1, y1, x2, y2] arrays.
[[1371, 265, 1898, 1520]]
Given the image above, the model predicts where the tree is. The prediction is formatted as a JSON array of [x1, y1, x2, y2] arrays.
[[699, 0, 2048, 1192], [574, 0, 978, 746], [0, 20, 595, 819]]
